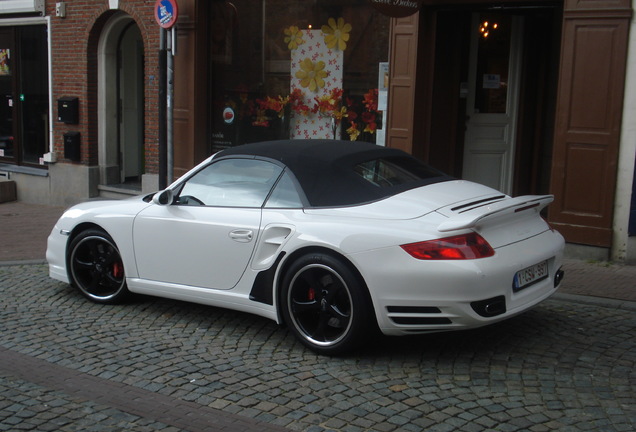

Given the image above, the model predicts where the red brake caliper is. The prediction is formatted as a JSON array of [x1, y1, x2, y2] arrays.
[[112, 262, 123, 279]]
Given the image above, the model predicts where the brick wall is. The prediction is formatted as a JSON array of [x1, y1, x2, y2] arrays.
[[48, 0, 160, 174]]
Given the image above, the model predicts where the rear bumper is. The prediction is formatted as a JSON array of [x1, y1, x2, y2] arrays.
[[350, 229, 565, 336]]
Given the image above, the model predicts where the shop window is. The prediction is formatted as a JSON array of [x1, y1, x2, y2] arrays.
[[0, 25, 49, 167], [209, 0, 389, 153]]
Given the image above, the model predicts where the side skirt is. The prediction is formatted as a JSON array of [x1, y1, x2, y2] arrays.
[[126, 278, 280, 323]]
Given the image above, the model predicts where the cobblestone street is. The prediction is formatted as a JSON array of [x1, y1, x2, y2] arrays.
[[0, 263, 635, 431]]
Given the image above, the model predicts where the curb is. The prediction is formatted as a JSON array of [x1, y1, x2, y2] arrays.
[[552, 292, 636, 312], [0, 259, 47, 267]]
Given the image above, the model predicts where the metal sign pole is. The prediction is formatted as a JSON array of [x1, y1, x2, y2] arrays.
[[167, 28, 174, 185], [158, 28, 167, 189], [154, 0, 178, 187]]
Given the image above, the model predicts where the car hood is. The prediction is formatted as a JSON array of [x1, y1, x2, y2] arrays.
[[304, 180, 503, 220], [58, 195, 152, 222]]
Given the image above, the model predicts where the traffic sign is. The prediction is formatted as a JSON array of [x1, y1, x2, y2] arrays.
[[155, 0, 178, 29]]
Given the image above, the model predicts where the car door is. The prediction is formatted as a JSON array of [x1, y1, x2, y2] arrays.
[[132, 158, 283, 290]]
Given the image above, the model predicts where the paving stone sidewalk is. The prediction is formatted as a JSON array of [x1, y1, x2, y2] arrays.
[[0, 201, 66, 263], [0, 264, 635, 431]]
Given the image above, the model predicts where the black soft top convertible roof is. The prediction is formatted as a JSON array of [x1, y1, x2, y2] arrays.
[[217, 140, 451, 207]]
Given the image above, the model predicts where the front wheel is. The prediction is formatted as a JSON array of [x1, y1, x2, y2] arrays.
[[281, 253, 372, 355], [68, 229, 129, 304]]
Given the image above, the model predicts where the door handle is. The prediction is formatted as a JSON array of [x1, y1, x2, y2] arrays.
[[229, 229, 254, 243]]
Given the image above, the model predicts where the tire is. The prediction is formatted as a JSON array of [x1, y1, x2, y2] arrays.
[[67, 229, 129, 304], [281, 253, 372, 355]]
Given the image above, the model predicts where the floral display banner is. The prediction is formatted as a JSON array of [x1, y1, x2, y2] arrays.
[[290, 29, 343, 139], [0, 49, 10, 76]]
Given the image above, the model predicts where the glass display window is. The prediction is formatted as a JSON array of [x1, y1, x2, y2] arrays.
[[0, 25, 49, 167], [208, 0, 390, 153]]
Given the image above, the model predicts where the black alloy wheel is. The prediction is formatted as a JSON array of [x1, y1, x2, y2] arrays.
[[68, 229, 129, 304], [282, 253, 372, 355]]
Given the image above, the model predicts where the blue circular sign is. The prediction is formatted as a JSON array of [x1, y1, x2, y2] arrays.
[[155, 0, 178, 29]]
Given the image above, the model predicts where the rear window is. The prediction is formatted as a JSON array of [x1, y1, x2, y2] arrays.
[[354, 157, 445, 188]]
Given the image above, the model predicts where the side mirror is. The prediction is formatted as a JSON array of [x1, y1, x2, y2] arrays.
[[152, 189, 174, 206]]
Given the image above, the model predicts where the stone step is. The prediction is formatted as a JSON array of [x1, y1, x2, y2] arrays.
[[97, 184, 140, 200], [0, 180, 17, 203]]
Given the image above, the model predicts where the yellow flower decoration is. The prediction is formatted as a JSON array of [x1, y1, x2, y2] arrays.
[[333, 106, 348, 121], [284, 25, 304, 50], [321, 17, 352, 51], [346, 124, 360, 141], [295, 58, 327, 92]]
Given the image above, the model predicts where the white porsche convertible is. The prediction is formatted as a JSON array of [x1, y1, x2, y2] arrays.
[[47, 140, 565, 354]]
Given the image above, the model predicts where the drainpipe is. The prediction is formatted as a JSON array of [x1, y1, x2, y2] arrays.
[[45, 15, 56, 163]]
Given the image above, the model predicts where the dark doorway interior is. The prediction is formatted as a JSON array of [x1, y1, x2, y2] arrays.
[[425, 4, 562, 196]]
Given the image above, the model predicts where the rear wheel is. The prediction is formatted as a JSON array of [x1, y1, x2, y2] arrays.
[[281, 253, 372, 355], [68, 229, 129, 304]]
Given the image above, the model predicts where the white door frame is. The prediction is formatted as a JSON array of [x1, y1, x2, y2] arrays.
[[97, 12, 143, 185], [463, 14, 523, 195]]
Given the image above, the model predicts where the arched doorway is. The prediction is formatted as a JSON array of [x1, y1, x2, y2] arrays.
[[97, 12, 144, 187]]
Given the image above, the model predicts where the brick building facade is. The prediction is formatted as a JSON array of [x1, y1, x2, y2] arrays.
[[0, 0, 635, 264], [48, 0, 161, 199]]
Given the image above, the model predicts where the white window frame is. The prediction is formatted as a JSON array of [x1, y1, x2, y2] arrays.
[[0, 1, 44, 15], [0, 15, 53, 158]]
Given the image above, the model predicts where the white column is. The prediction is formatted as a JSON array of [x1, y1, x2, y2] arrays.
[[613, 13, 636, 263]]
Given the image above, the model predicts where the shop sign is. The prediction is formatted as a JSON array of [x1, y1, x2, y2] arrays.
[[155, 0, 179, 29], [368, 0, 421, 18]]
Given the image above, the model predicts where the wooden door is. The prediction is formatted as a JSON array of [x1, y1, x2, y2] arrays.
[[548, 0, 631, 247]]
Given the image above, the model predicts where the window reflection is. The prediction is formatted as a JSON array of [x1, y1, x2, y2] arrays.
[[178, 158, 283, 207], [209, 0, 390, 152]]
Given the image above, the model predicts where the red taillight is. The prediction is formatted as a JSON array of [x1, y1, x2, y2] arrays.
[[401, 232, 495, 260]]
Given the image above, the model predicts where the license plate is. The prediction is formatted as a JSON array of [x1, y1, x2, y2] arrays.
[[513, 260, 549, 292]]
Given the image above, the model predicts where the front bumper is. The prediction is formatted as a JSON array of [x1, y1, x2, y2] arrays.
[[350, 230, 565, 336], [46, 225, 70, 284]]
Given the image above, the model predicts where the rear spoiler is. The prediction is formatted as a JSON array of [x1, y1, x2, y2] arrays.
[[437, 195, 554, 233]]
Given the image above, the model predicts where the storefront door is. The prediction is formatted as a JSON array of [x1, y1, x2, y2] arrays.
[[0, 25, 49, 167], [462, 14, 522, 195], [118, 23, 144, 182]]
